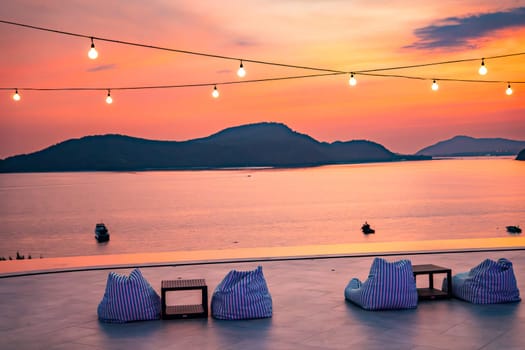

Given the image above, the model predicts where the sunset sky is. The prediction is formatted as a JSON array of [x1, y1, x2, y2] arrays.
[[1, 0, 524, 159]]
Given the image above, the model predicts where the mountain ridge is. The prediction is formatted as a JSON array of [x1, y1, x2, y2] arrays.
[[416, 135, 525, 157], [0, 122, 428, 173]]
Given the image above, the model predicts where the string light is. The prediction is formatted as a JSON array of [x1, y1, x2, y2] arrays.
[[431, 80, 439, 91], [88, 37, 98, 60], [348, 73, 357, 86], [212, 85, 219, 98], [5, 73, 524, 103], [478, 58, 487, 75], [506, 83, 513, 95], [1, 19, 524, 103], [237, 60, 246, 78], [13, 89, 20, 101], [105, 89, 112, 104], [2, 19, 524, 76]]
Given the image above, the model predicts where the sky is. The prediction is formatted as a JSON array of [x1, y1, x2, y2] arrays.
[[1, 0, 525, 159]]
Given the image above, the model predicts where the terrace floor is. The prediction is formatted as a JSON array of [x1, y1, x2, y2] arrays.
[[1, 248, 525, 349]]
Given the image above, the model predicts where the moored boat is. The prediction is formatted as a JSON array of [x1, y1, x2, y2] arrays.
[[95, 223, 110, 242], [361, 222, 375, 234], [506, 225, 522, 234]]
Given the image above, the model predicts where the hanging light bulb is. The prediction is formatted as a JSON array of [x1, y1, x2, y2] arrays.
[[105, 89, 113, 104], [237, 60, 246, 78], [349, 73, 357, 86], [478, 58, 487, 75], [506, 83, 513, 96], [212, 85, 219, 98], [431, 80, 439, 91], [88, 37, 98, 60], [13, 89, 21, 101]]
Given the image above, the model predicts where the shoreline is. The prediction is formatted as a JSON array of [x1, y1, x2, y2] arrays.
[[2, 236, 524, 278]]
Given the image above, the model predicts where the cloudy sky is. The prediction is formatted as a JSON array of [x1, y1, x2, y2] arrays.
[[1, 0, 524, 158]]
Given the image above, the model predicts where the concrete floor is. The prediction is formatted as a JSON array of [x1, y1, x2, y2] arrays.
[[1, 250, 524, 349]]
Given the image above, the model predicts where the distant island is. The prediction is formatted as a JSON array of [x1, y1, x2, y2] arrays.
[[0, 122, 429, 173], [416, 135, 525, 157], [2, 123, 523, 173]]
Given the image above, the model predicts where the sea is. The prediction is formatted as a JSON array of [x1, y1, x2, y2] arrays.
[[0, 157, 523, 259]]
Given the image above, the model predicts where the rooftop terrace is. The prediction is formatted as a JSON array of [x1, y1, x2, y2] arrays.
[[1, 240, 524, 349]]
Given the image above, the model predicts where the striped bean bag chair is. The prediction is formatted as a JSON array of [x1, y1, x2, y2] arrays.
[[97, 268, 161, 323], [344, 257, 418, 310], [211, 266, 273, 320], [443, 258, 521, 304]]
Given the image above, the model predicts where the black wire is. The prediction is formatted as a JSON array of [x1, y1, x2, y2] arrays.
[[1, 73, 523, 92], [358, 72, 524, 84], [0, 72, 347, 91], [356, 52, 525, 73], [0, 19, 524, 93], [2, 19, 524, 74], [0, 19, 342, 73]]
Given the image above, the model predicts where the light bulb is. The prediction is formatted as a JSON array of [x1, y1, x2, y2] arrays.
[[88, 38, 98, 60], [212, 85, 219, 98], [105, 90, 113, 104], [13, 89, 21, 101], [478, 58, 487, 75], [349, 73, 357, 86], [237, 61, 246, 78], [506, 83, 513, 96], [431, 80, 439, 91]]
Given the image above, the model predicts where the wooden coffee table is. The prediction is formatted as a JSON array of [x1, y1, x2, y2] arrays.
[[161, 279, 208, 319], [412, 264, 452, 300]]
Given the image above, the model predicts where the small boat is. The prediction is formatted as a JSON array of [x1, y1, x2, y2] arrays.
[[95, 223, 110, 242], [361, 222, 375, 234], [506, 225, 522, 234]]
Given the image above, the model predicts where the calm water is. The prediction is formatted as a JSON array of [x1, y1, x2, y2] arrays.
[[0, 157, 523, 258]]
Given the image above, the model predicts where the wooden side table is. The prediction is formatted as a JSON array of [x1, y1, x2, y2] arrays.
[[412, 264, 452, 300], [161, 279, 208, 319]]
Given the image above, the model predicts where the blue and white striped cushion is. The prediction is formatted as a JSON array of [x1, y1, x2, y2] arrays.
[[211, 266, 272, 320], [447, 258, 521, 304], [97, 268, 161, 323], [345, 257, 418, 310]]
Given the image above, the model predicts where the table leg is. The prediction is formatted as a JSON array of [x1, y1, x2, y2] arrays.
[[202, 287, 208, 316], [446, 271, 452, 297]]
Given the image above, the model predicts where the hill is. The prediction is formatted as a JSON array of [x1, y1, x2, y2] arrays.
[[0, 122, 429, 173], [416, 135, 525, 157]]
